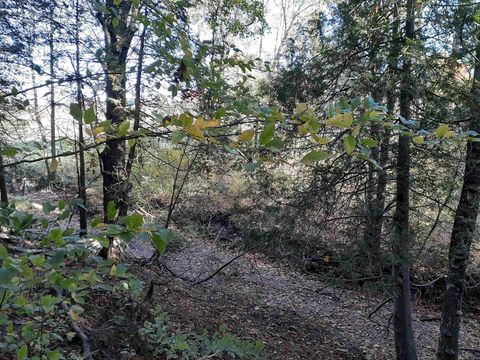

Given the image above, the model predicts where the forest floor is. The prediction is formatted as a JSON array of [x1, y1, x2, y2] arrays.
[[130, 234, 480, 360], [21, 190, 480, 359]]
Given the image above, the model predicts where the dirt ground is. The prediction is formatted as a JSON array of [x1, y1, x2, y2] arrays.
[[129, 236, 480, 360]]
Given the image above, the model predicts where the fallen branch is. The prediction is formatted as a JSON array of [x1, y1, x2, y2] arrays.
[[368, 297, 392, 319], [58, 296, 92, 360]]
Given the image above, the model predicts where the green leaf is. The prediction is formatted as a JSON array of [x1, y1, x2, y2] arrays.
[[107, 201, 117, 221], [0, 244, 8, 260], [42, 202, 56, 215], [360, 138, 378, 148], [112, 17, 120, 27], [301, 150, 330, 165], [344, 135, 356, 154], [238, 129, 255, 143], [259, 123, 275, 145], [117, 120, 130, 135], [47, 349, 62, 360], [0, 268, 15, 284], [70, 103, 83, 121], [1, 147, 19, 158], [152, 234, 167, 254], [84, 108, 95, 124], [243, 163, 259, 171], [16, 345, 28, 360], [120, 213, 144, 230]]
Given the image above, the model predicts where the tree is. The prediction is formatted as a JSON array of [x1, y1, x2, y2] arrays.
[[437, 29, 480, 360], [392, 0, 418, 358], [97, 0, 139, 257]]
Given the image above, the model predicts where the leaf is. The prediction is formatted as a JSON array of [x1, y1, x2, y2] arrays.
[[69, 103, 83, 121], [16, 345, 28, 360], [435, 124, 450, 139], [412, 136, 424, 144], [295, 103, 308, 113], [117, 120, 130, 135], [84, 108, 95, 124], [312, 135, 331, 145], [112, 17, 120, 27], [259, 123, 275, 145], [343, 135, 356, 154], [238, 130, 255, 143], [186, 125, 204, 140], [205, 119, 220, 128], [360, 138, 378, 148], [107, 200, 117, 221], [444, 130, 455, 139], [301, 150, 330, 165], [326, 113, 353, 128], [47, 350, 62, 360], [49, 159, 59, 173], [0, 244, 8, 260], [1, 147, 19, 158], [243, 163, 259, 171], [42, 202, 56, 215]]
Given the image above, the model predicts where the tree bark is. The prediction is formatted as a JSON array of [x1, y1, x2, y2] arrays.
[[75, 0, 88, 236], [97, 0, 137, 258], [437, 40, 480, 360], [392, 0, 418, 359], [0, 154, 8, 205], [49, 3, 56, 179], [120, 19, 147, 217]]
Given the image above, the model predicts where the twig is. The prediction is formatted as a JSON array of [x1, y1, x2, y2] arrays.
[[58, 298, 92, 360], [368, 297, 392, 319]]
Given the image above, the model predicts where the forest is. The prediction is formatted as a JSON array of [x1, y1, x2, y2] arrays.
[[0, 0, 479, 359]]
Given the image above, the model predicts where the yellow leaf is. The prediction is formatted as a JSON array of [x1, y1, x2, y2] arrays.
[[95, 135, 106, 143], [186, 125, 204, 140], [93, 126, 105, 135], [194, 117, 206, 129], [324, 256, 330, 263], [295, 102, 308, 113], [435, 124, 449, 139], [298, 125, 309, 135], [110, 264, 117, 276], [412, 136, 424, 144], [49, 159, 59, 173], [312, 135, 331, 145], [326, 113, 353, 128], [69, 309, 79, 321], [352, 125, 361, 137], [238, 129, 255, 142], [205, 119, 220, 128], [444, 130, 455, 139]]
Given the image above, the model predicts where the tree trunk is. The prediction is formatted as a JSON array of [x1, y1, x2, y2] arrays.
[[392, 0, 418, 359], [120, 20, 147, 217], [97, 0, 137, 258], [0, 154, 8, 205], [75, 0, 88, 236], [437, 40, 480, 360], [49, 3, 56, 179]]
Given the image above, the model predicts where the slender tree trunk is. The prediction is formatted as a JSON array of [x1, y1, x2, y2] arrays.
[[120, 20, 147, 217], [437, 40, 480, 360], [97, 0, 137, 258], [49, 4, 56, 180], [0, 154, 8, 205], [75, 0, 88, 236], [392, 0, 418, 359]]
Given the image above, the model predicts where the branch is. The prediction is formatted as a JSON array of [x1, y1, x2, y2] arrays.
[[58, 298, 92, 360]]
